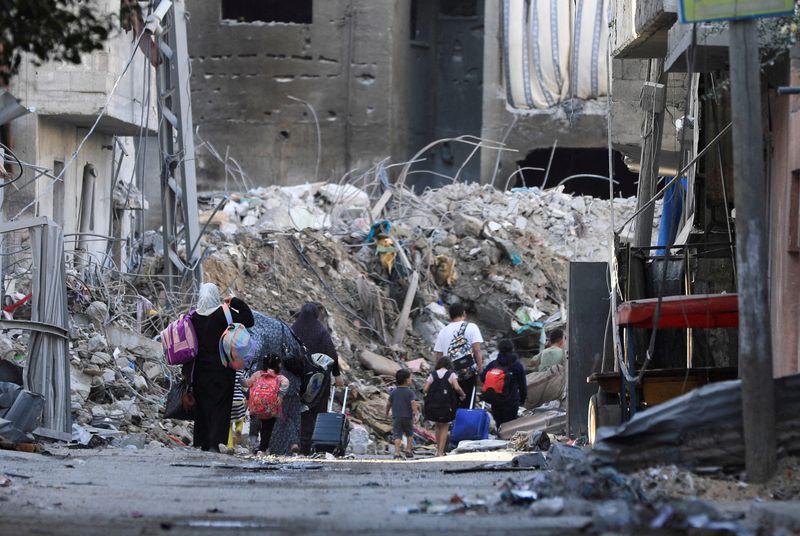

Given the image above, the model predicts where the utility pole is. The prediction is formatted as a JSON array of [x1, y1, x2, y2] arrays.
[[728, 19, 776, 483], [153, 0, 202, 294], [633, 62, 666, 249]]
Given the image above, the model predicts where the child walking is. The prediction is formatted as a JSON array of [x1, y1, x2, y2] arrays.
[[225, 369, 247, 453], [386, 369, 419, 460], [245, 354, 289, 456]]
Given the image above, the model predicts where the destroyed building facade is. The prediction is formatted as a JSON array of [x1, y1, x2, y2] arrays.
[[184, 0, 638, 196], [4, 0, 156, 272]]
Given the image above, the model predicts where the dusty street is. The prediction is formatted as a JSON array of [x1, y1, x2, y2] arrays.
[[0, 447, 591, 536], [3, 446, 800, 535]]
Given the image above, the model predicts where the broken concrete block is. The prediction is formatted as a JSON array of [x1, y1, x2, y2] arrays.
[[115, 356, 133, 370], [404, 358, 429, 374], [0, 336, 14, 361], [143, 363, 162, 381], [453, 214, 483, 238], [70, 366, 92, 403], [101, 369, 116, 384], [85, 301, 109, 329], [548, 443, 588, 470], [90, 352, 112, 366], [133, 375, 147, 391], [105, 326, 163, 362], [87, 335, 108, 354], [358, 350, 401, 377]]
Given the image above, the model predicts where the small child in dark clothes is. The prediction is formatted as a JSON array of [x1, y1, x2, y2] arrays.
[[386, 369, 419, 460]]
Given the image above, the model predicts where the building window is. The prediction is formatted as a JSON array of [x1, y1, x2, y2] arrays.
[[440, 0, 478, 17], [221, 0, 312, 24]]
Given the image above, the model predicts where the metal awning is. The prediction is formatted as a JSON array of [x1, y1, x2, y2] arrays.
[[617, 293, 739, 329]]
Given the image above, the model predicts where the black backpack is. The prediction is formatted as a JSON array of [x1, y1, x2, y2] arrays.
[[424, 370, 458, 422], [278, 323, 332, 409]]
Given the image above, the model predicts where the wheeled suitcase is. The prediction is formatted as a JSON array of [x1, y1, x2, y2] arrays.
[[311, 385, 350, 456], [449, 388, 490, 446]]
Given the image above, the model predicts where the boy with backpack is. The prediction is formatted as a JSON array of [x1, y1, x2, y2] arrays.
[[245, 354, 290, 456], [480, 339, 527, 426], [385, 369, 420, 460]]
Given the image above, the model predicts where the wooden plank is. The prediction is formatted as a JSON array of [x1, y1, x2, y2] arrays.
[[391, 270, 419, 347], [729, 19, 776, 483], [369, 190, 392, 222]]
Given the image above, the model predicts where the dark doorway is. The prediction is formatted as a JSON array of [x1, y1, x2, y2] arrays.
[[406, 0, 484, 193], [221, 0, 312, 24], [512, 148, 638, 198]]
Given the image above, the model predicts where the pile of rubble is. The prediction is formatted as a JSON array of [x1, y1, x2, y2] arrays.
[[181, 181, 650, 448], [3, 179, 654, 452], [66, 302, 193, 448]]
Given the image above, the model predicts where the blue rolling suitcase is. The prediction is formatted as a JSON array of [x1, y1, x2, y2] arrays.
[[450, 388, 490, 446], [311, 386, 350, 456]]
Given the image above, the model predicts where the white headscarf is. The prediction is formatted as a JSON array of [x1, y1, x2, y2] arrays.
[[196, 283, 221, 316]]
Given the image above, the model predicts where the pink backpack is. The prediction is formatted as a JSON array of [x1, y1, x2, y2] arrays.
[[161, 311, 199, 366], [248, 370, 284, 419]]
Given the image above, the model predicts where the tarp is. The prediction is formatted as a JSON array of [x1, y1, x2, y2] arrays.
[[23, 222, 71, 433], [503, 0, 608, 110], [524, 363, 566, 410]]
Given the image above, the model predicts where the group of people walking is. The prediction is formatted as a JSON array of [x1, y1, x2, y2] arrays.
[[185, 283, 342, 455], [179, 283, 561, 458]]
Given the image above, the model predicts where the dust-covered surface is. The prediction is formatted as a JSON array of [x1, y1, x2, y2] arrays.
[[637, 457, 800, 502]]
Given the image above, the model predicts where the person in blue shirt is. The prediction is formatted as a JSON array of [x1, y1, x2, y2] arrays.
[[480, 339, 527, 426]]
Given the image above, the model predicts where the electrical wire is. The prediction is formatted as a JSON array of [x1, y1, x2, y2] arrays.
[[0, 142, 24, 188]]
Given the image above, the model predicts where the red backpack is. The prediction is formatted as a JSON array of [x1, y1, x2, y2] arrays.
[[248, 370, 284, 419], [482, 365, 511, 404]]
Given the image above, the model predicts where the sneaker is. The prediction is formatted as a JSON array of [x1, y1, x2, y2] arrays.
[[218, 443, 234, 454], [404, 450, 414, 459]]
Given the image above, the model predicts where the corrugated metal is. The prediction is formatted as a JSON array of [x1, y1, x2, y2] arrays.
[[23, 222, 71, 433], [593, 373, 800, 470]]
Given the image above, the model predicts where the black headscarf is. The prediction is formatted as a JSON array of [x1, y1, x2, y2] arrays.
[[291, 303, 340, 376]]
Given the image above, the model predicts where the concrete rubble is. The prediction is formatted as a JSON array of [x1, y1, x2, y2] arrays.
[[1, 180, 655, 453]]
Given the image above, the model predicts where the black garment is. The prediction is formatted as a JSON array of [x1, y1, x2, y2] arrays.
[[490, 403, 519, 427], [293, 303, 341, 454], [457, 375, 476, 409], [291, 303, 341, 376], [259, 418, 276, 453], [300, 395, 325, 455], [479, 353, 527, 426], [186, 297, 254, 452]]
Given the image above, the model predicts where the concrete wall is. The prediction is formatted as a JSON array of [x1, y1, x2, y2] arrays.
[[769, 49, 800, 377], [479, 0, 609, 188], [185, 0, 407, 189]]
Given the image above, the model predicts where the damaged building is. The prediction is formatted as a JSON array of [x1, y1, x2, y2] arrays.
[[3, 0, 155, 272], [181, 0, 637, 198]]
